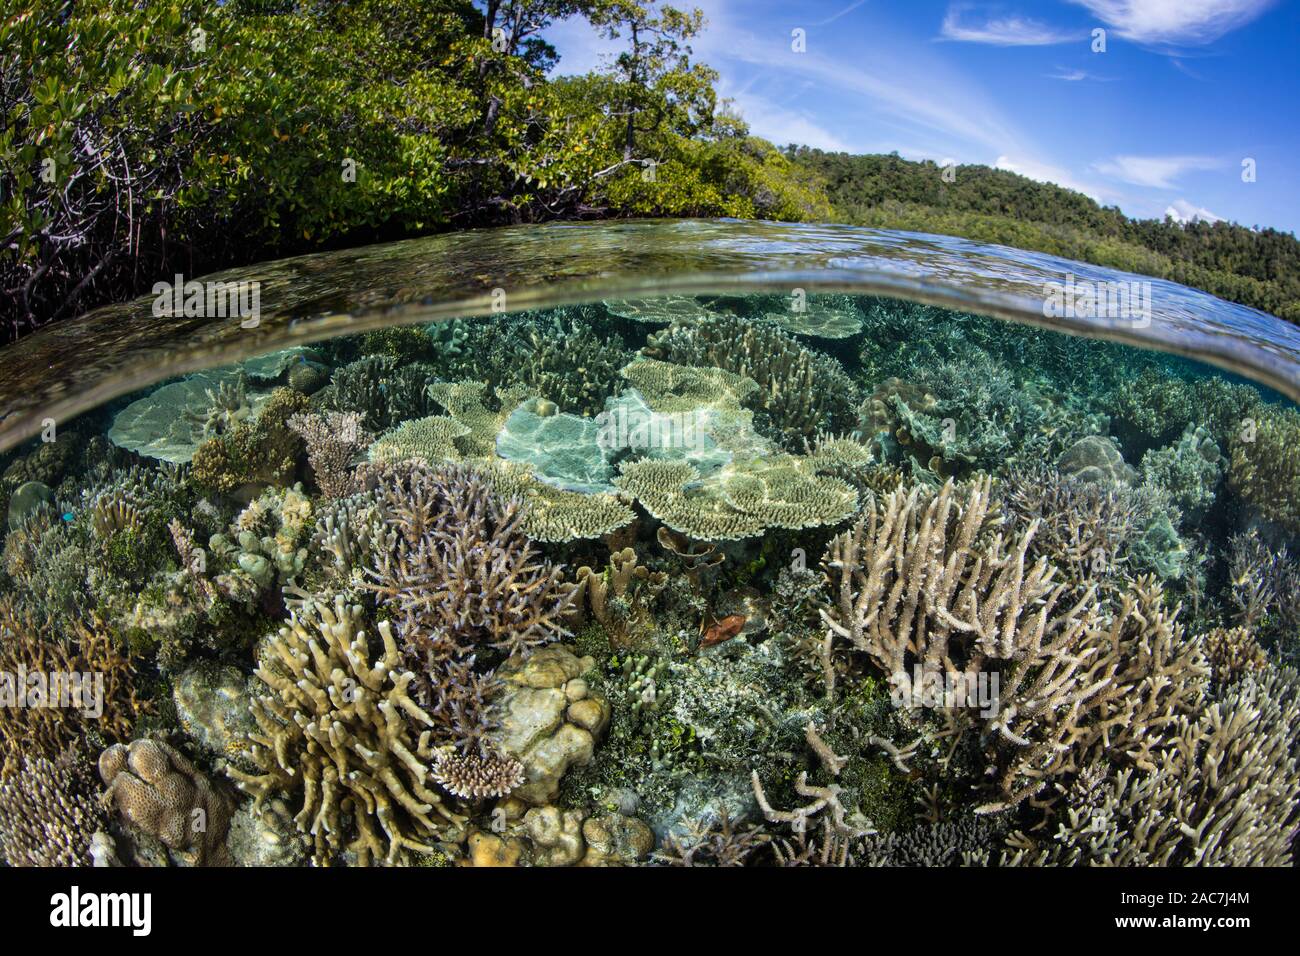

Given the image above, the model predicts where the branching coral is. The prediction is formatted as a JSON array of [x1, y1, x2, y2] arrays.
[[1200, 626, 1268, 688], [0, 598, 143, 774], [1003, 465, 1153, 588], [364, 461, 578, 663], [574, 547, 669, 649], [191, 387, 310, 495], [820, 479, 1207, 811], [320, 355, 435, 432], [1229, 404, 1300, 531], [0, 746, 110, 866], [288, 410, 373, 499], [227, 595, 466, 865], [1008, 667, 1300, 866]]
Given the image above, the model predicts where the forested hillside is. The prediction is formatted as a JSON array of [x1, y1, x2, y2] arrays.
[[788, 148, 1300, 323]]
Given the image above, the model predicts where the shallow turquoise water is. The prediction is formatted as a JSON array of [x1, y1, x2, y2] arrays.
[[1, 222, 1297, 868]]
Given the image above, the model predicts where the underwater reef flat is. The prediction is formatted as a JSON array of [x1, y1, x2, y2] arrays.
[[1, 293, 1298, 868]]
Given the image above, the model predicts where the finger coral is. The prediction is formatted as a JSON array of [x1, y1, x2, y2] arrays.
[[227, 595, 465, 865]]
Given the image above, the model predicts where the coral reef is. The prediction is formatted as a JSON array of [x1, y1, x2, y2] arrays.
[[1230, 404, 1300, 531], [288, 410, 373, 499], [1140, 424, 1223, 514], [227, 595, 466, 865], [488, 646, 610, 805], [100, 739, 236, 866], [108, 369, 272, 464], [645, 313, 859, 449], [0, 598, 143, 772], [1007, 668, 1300, 866], [2, 294, 1297, 871], [191, 387, 310, 495], [0, 747, 110, 866]]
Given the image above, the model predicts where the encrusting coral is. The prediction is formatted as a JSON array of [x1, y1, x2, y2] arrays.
[[226, 595, 466, 865]]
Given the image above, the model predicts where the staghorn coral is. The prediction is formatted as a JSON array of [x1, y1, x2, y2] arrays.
[[226, 595, 466, 866], [654, 811, 770, 866], [1007, 667, 1300, 866], [364, 461, 578, 664], [819, 479, 1205, 811], [0, 746, 111, 866], [1003, 465, 1154, 588], [1226, 530, 1300, 642], [1229, 404, 1300, 531], [288, 410, 373, 499], [1200, 626, 1268, 688], [517, 315, 633, 415], [0, 598, 144, 774], [99, 738, 235, 866], [644, 313, 859, 450]]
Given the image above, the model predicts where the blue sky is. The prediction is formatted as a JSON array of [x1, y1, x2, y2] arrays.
[[544, 0, 1300, 234]]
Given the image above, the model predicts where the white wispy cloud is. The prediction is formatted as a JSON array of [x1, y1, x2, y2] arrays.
[[686, 8, 1027, 158], [940, 5, 1081, 45], [1093, 154, 1223, 188], [1067, 0, 1276, 45], [721, 87, 856, 152], [1165, 197, 1222, 223], [1047, 66, 1112, 81]]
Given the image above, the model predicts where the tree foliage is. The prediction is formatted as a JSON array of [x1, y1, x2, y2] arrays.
[[0, 0, 827, 339]]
